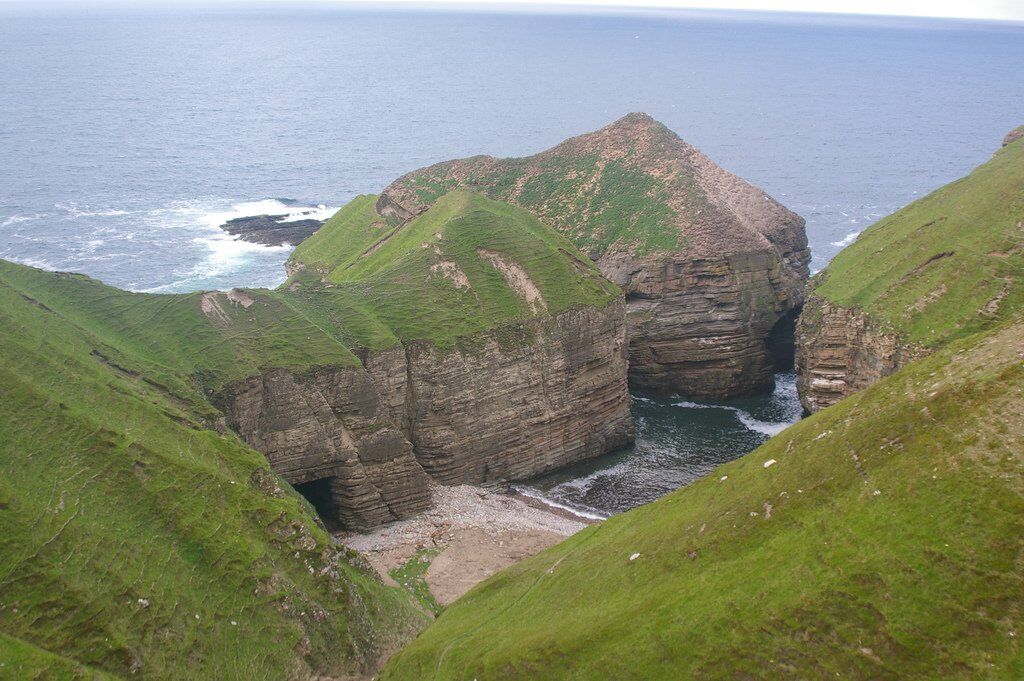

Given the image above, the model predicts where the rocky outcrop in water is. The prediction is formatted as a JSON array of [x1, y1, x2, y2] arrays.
[[221, 214, 324, 246], [378, 113, 810, 398]]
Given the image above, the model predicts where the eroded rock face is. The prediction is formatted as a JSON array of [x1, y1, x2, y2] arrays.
[[219, 366, 432, 531], [378, 113, 810, 397], [366, 300, 634, 484], [219, 300, 633, 529], [795, 297, 926, 413]]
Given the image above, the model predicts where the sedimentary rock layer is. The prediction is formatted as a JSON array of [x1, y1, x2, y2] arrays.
[[378, 113, 810, 397], [218, 299, 633, 528], [796, 126, 1024, 413], [220, 366, 432, 531], [365, 300, 635, 484], [795, 297, 925, 413]]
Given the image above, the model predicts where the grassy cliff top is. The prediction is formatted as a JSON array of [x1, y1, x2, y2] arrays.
[[0, 260, 361, 398], [0, 264, 425, 679], [285, 190, 621, 349], [382, 315, 1024, 679], [376, 113, 806, 260], [810, 129, 1024, 348]]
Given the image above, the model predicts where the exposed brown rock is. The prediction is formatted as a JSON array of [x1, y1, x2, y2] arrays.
[[378, 113, 809, 398], [372, 300, 634, 484], [218, 299, 633, 529], [219, 366, 432, 531], [795, 296, 927, 413]]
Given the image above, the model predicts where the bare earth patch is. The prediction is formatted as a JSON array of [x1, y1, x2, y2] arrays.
[[337, 484, 588, 605], [477, 248, 547, 313], [429, 260, 472, 290]]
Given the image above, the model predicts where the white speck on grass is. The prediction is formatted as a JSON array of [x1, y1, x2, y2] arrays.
[[764, 459, 777, 468], [629, 553, 640, 561]]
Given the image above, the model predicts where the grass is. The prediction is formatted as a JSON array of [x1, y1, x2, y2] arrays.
[[286, 191, 621, 350], [0, 262, 427, 679], [381, 317, 1024, 679], [383, 121, 695, 257], [810, 131, 1024, 348], [389, 549, 444, 617]]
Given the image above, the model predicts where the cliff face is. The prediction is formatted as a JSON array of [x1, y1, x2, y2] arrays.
[[218, 300, 631, 524], [219, 366, 433, 531], [368, 300, 634, 484], [207, 192, 634, 528], [377, 113, 809, 398], [796, 128, 1024, 412], [795, 297, 925, 412]]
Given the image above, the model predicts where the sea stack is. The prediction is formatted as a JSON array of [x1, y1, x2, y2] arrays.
[[377, 113, 810, 398]]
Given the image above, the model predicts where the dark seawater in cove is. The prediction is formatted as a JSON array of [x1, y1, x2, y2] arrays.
[[2, 5, 1022, 515]]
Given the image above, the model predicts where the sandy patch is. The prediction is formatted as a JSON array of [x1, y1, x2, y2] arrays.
[[337, 484, 589, 605]]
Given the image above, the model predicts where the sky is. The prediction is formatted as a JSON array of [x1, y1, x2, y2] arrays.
[[0, 0, 1021, 21], [338, 0, 1024, 21]]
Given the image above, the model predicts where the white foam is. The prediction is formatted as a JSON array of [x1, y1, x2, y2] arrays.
[[9, 256, 56, 271], [198, 199, 337, 230], [831, 230, 861, 247], [672, 375, 801, 438], [511, 485, 608, 521], [2, 213, 48, 228], [55, 203, 130, 219]]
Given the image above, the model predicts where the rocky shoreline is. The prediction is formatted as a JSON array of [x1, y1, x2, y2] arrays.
[[337, 483, 590, 606]]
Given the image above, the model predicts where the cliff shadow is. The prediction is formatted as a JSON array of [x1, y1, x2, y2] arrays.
[[766, 305, 802, 372], [293, 477, 342, 530]]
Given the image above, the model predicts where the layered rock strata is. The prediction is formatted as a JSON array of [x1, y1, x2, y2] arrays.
[[217, 301, 633, 529], [378, 113, 810, 397], [220, 366, 432, 531], [365, 300, 634, 484], [795, 298, 925, 413]]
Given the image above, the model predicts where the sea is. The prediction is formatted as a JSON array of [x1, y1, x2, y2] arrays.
[[2, 3, 1022, 517]]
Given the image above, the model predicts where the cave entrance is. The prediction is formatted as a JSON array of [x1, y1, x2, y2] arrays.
[[293, 477, 337, 523], [766, 306, 802, 372]]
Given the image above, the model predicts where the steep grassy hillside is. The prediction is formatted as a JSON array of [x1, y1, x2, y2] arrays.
[[286, 191, 620, 350], [383, 317, 1024, 679], [0, 262, 427, 679], [810, 130, 1024, 349]]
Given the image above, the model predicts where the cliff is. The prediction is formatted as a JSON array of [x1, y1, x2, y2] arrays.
[[797, 127, 1024, 411], [382, 313, 1024, 679], [284, 191, 634, 486], [375, 113, 810, 397]]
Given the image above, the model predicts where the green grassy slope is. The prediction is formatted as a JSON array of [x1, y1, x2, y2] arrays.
[[383, 317, 1024, 679], [0, 264, 426, 678], [0, 261, 360, 397], [286, 191, 620, 350], [810, 131, 1024, 348]]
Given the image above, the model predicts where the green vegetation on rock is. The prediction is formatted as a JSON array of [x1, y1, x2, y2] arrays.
[[382, 318, 1024, 679], [0, 261, 427, 679], [287, 191, 620, 350], [810, 132, 1024, 348]]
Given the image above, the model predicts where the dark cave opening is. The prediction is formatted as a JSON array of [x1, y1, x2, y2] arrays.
[[293, 477, 337, 522], [766, 305, 802, 372]]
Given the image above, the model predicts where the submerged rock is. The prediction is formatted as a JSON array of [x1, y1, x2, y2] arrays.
[[221, 213, 323, 246]]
